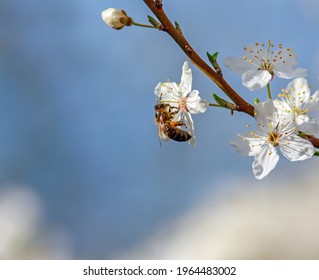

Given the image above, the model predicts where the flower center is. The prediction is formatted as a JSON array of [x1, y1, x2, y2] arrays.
[[293, 107, 305, 116], [179, 97, 188, 111], [284, 92, 308, 116], [261, 62, 273, 71], [268, 131, 280, 146], [256, 41, 275, 75]]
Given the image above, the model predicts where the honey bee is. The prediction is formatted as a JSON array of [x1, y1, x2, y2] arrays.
[[154, 103, 192, 143]]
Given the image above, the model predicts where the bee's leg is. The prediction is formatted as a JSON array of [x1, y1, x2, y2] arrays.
[[170, 121, 187, 128]]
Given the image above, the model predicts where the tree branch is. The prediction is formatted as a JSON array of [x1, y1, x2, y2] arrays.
[[142, 0, 319, 149], [143, 0, 254, 116]]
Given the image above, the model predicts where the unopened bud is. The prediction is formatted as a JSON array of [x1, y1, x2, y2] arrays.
[[101, 8, 133, 30], [147, 15, 161, 28]]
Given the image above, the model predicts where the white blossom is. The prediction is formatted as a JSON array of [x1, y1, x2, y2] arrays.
[[230, 99, 315, 179], [101, 8, 132, 30], [224, 41, 307, 91], [155, 61, 208, 145], [274, 78, 319, 135]]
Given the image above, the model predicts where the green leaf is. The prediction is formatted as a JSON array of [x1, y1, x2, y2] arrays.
[[207, 52, 218, 65], [175, 21, 182, 33], [212, 93, 235, 110], [147, 15, 161, 28], [207, 52, 222, 75]]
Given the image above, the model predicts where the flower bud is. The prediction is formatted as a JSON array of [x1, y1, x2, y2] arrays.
[[101, 8, 133, 30]]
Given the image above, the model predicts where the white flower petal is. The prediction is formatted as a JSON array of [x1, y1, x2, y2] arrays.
[[186, 90, 208, 114], [154, 82, 163, 97], [285, 78, 311, 110], [242, 70, 272, 91], [273, 99, 291, 113], [184, 112, 196, 146], [243, 44, 266, 61], [306, 90, 319, 111], [271, 48, 307, 78], [155, 82, 182, 108], [230, 134, 251, 156], [223, 57, 257, 74], [298, 119, 319, 135], [179, 61, 192, 96], [279, 134, 315, 161], [296, 114, 319, 135], [286, 77, 310, 96], [155, 82, 178, 97], [248, 139, 268, 157], [271, 47, 298, 68], [275, 67, 307, 79], [254, 99, 278, 127], [252, 145, 279, 180]]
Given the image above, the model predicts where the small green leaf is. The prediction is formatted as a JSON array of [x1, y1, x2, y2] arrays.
[[207, 52, 222, 75], [212, 93, 236, 110], [207, 52, 217, 65], [175, 21, 182, 34], [212, 93, 226, 106], [147, 15, 161, 28], [254, 98, 260, 105]]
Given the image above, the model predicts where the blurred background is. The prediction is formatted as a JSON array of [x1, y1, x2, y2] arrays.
[[0, 0, 319, 259]]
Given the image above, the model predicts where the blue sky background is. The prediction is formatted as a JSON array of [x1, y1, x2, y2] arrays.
[[0, 0, 319, 259]]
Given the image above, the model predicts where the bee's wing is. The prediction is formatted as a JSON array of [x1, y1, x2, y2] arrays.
[[156, 123, 169, 147]]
